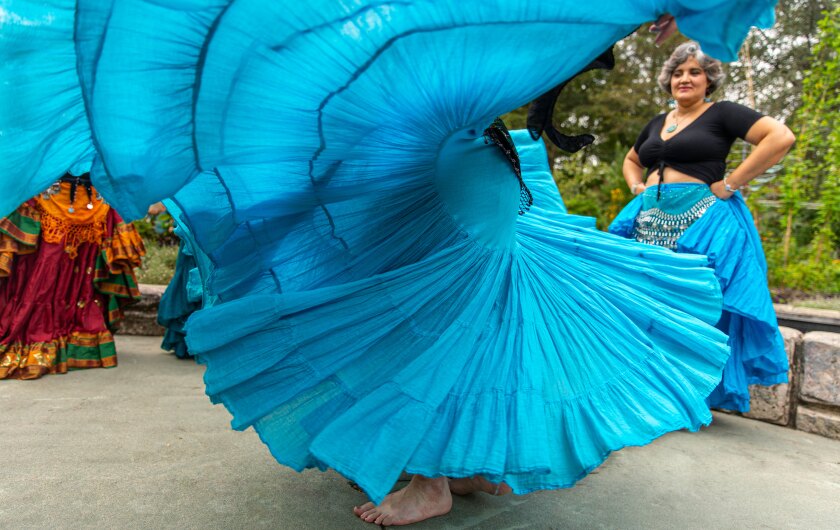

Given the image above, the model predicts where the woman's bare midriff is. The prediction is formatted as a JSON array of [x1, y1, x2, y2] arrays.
[[643, 166, 706, 187]]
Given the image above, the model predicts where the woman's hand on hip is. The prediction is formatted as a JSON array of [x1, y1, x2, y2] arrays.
[[710, 180, 734, 200]]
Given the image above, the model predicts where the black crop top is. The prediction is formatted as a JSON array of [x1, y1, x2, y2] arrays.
[[634, 101, 764, 185]]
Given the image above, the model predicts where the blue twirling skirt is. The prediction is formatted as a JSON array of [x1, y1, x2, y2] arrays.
[[0, 0, 779, 504], [610, 183, 789, 412]]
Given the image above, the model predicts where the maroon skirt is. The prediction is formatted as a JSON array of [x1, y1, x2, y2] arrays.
[[0, 184, 144, 380]]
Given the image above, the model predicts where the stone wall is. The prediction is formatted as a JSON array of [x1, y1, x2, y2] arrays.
[[743, 327, 799, 426], [741, 328, 840, 441], [797, 332, 840, 440]]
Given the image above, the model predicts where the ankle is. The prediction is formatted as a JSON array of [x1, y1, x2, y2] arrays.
[[411, 475, 448, 487], [412, 475, 449, 493]]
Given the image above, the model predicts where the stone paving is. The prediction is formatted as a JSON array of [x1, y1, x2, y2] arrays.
[[2, 335, 839, 529]]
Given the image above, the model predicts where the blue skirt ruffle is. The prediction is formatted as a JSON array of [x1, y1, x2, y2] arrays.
[[609, 189, 788, 412], [157, 198, 219, 359], [158, 239, 201, 359]]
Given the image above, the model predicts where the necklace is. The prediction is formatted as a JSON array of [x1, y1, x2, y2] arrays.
[[666, 106, 701, 133], [666, 111, 686, 133]]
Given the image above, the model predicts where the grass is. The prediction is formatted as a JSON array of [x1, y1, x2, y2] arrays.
[[135, 239, 179, 285], [791, 297, 840, 311]]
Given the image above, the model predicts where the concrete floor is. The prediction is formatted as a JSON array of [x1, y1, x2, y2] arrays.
[[1, 335, 839, 529]]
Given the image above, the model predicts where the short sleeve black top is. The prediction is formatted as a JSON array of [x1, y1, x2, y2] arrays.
[[633, 101, 764, 185]]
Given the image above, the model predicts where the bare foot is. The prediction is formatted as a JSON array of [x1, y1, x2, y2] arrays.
[[353, 475, 452, 526], [448, 476, 512, 496]]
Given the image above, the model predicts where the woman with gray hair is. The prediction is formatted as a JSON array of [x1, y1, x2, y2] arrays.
[[609, 41, 796, 413]]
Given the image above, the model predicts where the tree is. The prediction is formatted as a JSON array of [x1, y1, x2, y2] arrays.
[[767, 5, 840, 292], [727, 0, 834, 121]]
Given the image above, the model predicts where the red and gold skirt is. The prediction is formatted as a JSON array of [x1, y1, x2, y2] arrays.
[[0, 183, 145, 380]]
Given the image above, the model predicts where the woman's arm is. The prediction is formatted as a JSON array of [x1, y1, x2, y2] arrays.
[[711, 116, 796, 199], [623, 147, 647, 195]]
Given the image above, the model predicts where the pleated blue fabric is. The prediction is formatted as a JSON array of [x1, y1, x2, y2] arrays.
[[162, 199, 218, 310], [158, 239, 201, 359], [0, 0, 777, 503], [610, 190, 788, 412], [183, 129, 731, 501], [0, 0, 95, 217], [157, 199, 218, 358]]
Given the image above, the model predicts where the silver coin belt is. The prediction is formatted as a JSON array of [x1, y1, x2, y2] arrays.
[[632, 194, 716, 250]]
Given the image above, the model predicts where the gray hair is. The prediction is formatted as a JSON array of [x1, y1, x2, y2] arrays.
[[657, 41, 725, 95]]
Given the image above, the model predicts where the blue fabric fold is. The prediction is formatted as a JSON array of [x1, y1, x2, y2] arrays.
[[609, 191, 788, 412], [158, 239, 200, 359], [0, 0, 94, 217]]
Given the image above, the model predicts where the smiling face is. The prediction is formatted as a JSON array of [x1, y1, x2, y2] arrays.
[[670, 56, 710, 106]]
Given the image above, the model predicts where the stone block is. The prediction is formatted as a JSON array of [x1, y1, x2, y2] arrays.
[[118, 284, 166, 336], [774, 303, 840, 332], [799, 331, 840, 407], [743, 326, 801, 425], [796, 405, 840, 441]]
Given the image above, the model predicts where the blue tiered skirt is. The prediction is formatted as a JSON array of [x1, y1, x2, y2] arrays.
[[157, 239, 201, 359], [0, 0, 778, 504], [610, 184, 788, 412], [157, 199, 218, 359], [182, 129, 730, 501]]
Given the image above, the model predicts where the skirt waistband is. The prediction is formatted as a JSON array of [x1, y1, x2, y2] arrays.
[[645, 182, 708, 191], [634, 184, 716, 250]]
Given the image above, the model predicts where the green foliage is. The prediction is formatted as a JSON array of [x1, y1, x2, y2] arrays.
[[757, 6, 840, 294], [135, 238, 179, 285], [132, 217, 156, 241], [767, 255, 840, 294], [133, 213, 178, 246], [133, 212, 180, 285]]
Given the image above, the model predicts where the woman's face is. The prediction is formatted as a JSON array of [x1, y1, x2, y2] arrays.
[[670, 56, 710, 105]]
